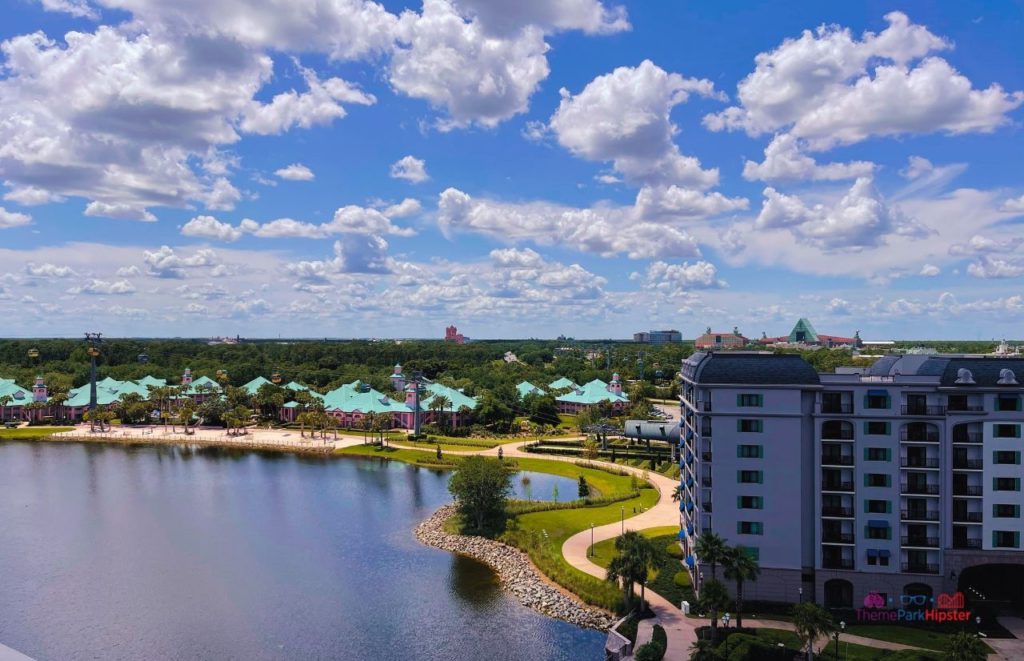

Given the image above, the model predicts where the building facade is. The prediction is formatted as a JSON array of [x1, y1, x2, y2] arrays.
[[634, 330, 683, 344], [680, 351, 1024, 609], [694, 327, 749, 350]]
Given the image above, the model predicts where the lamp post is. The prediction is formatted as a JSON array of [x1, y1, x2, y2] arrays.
[[975, 615, 982, 637], [798, 587, 803, 603], [834, 621, 845, 660], [620, 506, 625, 535], [723, 613, 730, 629], [590, 523, 595, 557]]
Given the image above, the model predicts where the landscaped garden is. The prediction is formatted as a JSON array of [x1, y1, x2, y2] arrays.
[[588, 525, 693, 609]]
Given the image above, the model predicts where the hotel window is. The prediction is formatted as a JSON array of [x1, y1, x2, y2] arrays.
[[866, 550, 891, 567], [993, 424, 1021, 438], [864, 447, 891, 461], [996, 395, 1021, 412], [737, 419, 763, 433], [864, 421, 891, 435], [865, 499, 891, 514], [993, 450, 1021, 465], [992, 531, 1021, 549], [993, 504, 1021, 518], [737, 470, 763, 484], [993, 477, 1021, 491], [866, 521, 891, 540], [737, 394, 763, 407], [864, 392, 891, 409], [737, 521, 764, 535], [737, 444, 764, 459], [864, 473, 891, 488], [737, 496, 764, 509]]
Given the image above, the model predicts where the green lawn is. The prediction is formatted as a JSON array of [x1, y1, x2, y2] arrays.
[[398, 439, 494, 453], [846, 624, 991, 653], [587, 528, 691, 609], [713, 628, 943, 661], [588, 525, 679, 568], [0, 426, 74, 440]]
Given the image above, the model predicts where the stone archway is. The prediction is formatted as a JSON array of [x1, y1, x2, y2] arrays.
[[824, 578, 853, 608], [958, 564, 1024, 611]]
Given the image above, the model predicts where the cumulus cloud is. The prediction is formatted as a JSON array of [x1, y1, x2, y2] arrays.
[[920, 264, 940, 277], [3, 186, 63, 206], [274, 163, 315, 181], [1001, 194, 1024, 213], [38, 0, 99, 19], [181, 215, 243, 242], [389, 155, 429, 183], [437, 187, 701, 259], [25, 263, 77, 278], [69, 278, 137, 295], [143, 246, 220, 278], [742, 134, 875, 182], [452, 0, 628, 36], [549, 59, 724, 188], [633, 185, 748, 220], [967, 256, 1024, 279], [755, 177, 928, 250], [948, 234, 1023, 256], [382, 198, 422, 218], [644, 261, 726, 290], [0, 207, 32, 229], [286, 236, 392, 278]]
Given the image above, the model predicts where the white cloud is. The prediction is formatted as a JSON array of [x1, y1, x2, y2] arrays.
[[391, 0, 550, 129], [142, 245, 220, 278], [181, 215, 243, 242], [389, 155, 429, 183], [116, 265, 141, 277], [451, 0, 628, 36], [706, 12, 1023, 151], [37, 0, 98, 19], [644, 261, 726, 290], [920, 264, 940, 277], [286, 237, 392, 278], [69, 278, 137, 295], [754, 177, 928, 250], [383, 198, 422, 218], [0, 207, 32, 229], [967, 256, 1024, 279], [437, 187, 701, 259], [25, 263, 77, 278], [274, 163, 315, 181], [949, 234, 1023, 255], [549, 59, 724, 188], [1001, 194, 1024, 213], [742, 134, 875, 182], [3, 185, 63, 206], [633, 185, 748, 220], [84, 201, 157, 222]]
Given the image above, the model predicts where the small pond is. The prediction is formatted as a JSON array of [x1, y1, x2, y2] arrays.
[[510, 470, 582, 502]]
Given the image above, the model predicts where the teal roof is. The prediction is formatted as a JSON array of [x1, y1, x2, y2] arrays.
[[185, 375, 221, 394], [555, 379, 628, 405], [788, 318, 819, 343], [241, 376, 273, 395], [548, 377, 579, 390], [65, 377, 150, 407], [0, 378, 33, 404], [517, 381, 546, 399], [321, 380, 407, 414], [136, 375, 167, 388], [422, 383, 477, 411], [284, 381, 324, 401]]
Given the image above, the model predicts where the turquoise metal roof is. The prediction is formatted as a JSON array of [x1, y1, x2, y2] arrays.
[[422, 383, 477, 411], [516, 381, 546, 399], [0, 378, 33, 403], [555, 379, 628, 405], [241, 376, 273, 395], [548, 377, 579, 390]]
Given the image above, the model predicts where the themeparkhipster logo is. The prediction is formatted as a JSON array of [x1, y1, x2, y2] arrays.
[[855, 590, 972, 623]]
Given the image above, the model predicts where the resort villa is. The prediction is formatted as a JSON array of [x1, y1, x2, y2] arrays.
[[553, 374, 629, 414], [516, 381, 547, 399], [1, 363, 479, 431]]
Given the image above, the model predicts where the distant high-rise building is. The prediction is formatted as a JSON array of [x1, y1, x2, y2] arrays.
[[634, 329, 682, 344], [694, 326, 748, 350], [444, 325, 466, 344]]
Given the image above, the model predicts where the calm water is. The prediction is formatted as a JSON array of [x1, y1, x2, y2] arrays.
[[0, 442, 604, 661], [510, 471, 580, 502]]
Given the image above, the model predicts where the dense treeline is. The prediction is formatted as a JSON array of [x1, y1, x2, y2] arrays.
[[0, 338, 693, 397]]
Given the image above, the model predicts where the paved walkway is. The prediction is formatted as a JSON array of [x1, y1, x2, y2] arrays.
[[988, 617, 1024, 660]]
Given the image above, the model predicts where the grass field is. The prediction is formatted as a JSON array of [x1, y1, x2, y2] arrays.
[[846, 624, 991, 653], [0, 426, 74, 440], [710, 628, 944, 661]]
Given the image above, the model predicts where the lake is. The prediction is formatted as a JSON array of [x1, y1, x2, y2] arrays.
[[0, 441, 605, 660]]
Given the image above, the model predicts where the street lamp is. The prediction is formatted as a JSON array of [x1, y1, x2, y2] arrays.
[[834, 621, 845, 660], [620, 506, 625, 535], [975, 616, 982, 637], [590, 523, 595, 557], [799, 587, 803, 603], [723, 613, 730, 629]]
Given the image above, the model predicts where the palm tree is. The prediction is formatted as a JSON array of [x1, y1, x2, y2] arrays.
[[0, 395, 12, 421], [695, 531, 728, 580], [606, 531, 656, 611], [697, 578, 730, 642], [456, 404, 472, 430], [944, 631, 988, 661], [48, 388, 68, 422], [178, 399, 197, 435], [792, 602, 835, 660], [723, 545, 761, 628], [430, 394, 451, 431], [671, 484, 682, 502]]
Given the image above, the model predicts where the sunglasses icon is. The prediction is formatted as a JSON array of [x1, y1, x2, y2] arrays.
[[901, 595, 928, 606]]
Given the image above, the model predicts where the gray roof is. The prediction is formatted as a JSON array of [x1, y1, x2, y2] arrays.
[[938, 358, 1024, 387], [693, 353, 820, 385]]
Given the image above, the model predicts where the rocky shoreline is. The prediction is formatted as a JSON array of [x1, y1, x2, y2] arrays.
[[414, 504, 615, 631]]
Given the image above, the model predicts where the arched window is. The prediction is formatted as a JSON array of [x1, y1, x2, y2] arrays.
[[824, 579, 853, 608]]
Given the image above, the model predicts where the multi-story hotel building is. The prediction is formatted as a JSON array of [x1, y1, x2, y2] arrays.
[[679, 351, 1024, 609]]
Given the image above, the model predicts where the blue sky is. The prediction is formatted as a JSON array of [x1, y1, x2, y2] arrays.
[[0, 1, 1022, 339]]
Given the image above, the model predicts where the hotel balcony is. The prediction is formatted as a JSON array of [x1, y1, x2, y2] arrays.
[[701, 501, 713, 512], [952, 510, 983, 523], [901, 404, 946, 416], [821, 402, 853, 414], [701, 477, 713, 488], [901, 536, 940, 548], [901, 509, 939, 522], [952, 423, 983, 444], [701, 451, 712, 462], [822, 558, 855, 570], [952, 538, 983, 550], [953, 458, 984, 470], [901, 457, 939, 469], [901, 483, 939, 495], [821, 453, 854, 467], [902, 563, 939, 574], [822, 506, 855, 518], [822, 532, 855, 544], [821, 420, 854, 441], [822, 481, 854, 493], [952, 484, 983, 497], [900, 426, 939, 443]]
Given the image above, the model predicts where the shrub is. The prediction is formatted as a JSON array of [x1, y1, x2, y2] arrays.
[[633, 624, 667, 661], [665, 542, 683, 559], [673, 571, 690, 587]]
